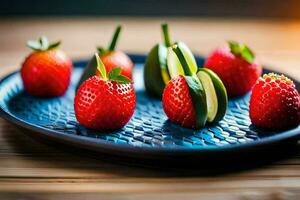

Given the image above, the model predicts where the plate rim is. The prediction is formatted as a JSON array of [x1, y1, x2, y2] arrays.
[[0, 54, 299, 156]]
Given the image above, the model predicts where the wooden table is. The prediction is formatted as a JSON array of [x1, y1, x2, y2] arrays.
[[0, 17, 299, 200]]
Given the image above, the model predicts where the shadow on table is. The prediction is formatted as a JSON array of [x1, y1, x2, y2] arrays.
[[2, 120, 300, 177]]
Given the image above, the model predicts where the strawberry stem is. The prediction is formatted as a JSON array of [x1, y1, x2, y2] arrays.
[[108, 25, 122, 52], [97, 47, 107, 56], [95, 53, 107, 80], [162, 24, 172, 47], [172, 44, 193, 76]]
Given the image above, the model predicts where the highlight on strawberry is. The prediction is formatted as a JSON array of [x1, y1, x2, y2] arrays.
[[144, 24, 197, 97], [74, 53, 136, 131], [77, 25, 133, 89], [204, 41, 262, 97], [162, 44, 228, 129], [21, 36, 73, 97], [250, 73, 300, 130]]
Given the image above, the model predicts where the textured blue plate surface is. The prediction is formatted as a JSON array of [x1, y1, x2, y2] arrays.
[[0, 55, 299, 159]]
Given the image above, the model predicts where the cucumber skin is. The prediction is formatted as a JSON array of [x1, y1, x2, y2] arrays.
[[144, 44, 167, 97], [177, 42, 198, 74], [199, 68, 228, 123], [184, 75, 208, 129], [76, 55, 97, 91], [197, 71, 218, 122], [167, 42, 198, 79]]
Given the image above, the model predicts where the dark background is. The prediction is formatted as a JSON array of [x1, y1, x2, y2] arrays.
[[1, 0, 300, 18]]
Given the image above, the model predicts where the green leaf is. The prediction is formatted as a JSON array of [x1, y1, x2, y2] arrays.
[[111, 75, 131, 84], [27, 40, 42, 51], [48, 41, 61, 50], [228, 41, 255, 63], [228, 41, 240, 55], [108, 67, 131, 84], [95, 53, 107, 79], [241, 45, 255, 63], [26, 36, 60, 51], [39, 36, 49, 50], [108, 67, 122, 79]]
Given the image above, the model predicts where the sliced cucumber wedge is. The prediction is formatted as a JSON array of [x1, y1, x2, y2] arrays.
[[177, 42, 198, 74], [185, 75, 208, 129], [158, 45, 170, 84], [197, 71, 218, 122], [144, 44, 167, 97], [76, 55, 97, 91], [167, 42, 197, 79], [198, 68, 228, 123], [162, 40, 227, 128], [167, 46, 185, 78]]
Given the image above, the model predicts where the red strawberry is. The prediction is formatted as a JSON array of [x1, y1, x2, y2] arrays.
[[74, 53, 136, 131], [97, 25, 133, 79], [21, 36, 73, 97], [204, 41, 262, 97], [249, 73, 300, 130], [162, 75, 197, 128]]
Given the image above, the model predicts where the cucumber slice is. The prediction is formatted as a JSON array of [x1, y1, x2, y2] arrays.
[[185, 75, 208, 129], [197, 71, 218, 122], [177, 42, 198, 74], [144, 44, 167, 97], [167, 42, 197, 79], [198, 68, 228, 123], [167, 47, 185, 78], [158, 45, 170, 84]]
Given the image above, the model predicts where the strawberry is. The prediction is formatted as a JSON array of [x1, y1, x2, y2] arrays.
[[162, 75, 197, 128], [74, 53, 136, 131], [249, 73, 300, 130], [21, 36, 73, 97], [204, 41, 262, 97], [162, 45, 228, 129], [96, 25, 133, 79]]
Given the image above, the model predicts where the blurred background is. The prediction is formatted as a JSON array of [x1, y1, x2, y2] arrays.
[[0, 0, 300, 79], [1, 0, 300, 18], [0, 1, 300, 199]]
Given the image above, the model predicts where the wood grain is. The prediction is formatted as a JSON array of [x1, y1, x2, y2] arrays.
[[0, 17, 299, 199]]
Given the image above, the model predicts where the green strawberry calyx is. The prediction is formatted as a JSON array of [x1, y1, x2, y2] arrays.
[[95, 53, 131, 84], [97, 25, 122, 56], [161, 23, 173, 47], [228, 41, 255, 63], [27, 36, 61, 51]]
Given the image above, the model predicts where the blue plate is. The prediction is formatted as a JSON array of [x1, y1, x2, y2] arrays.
[[0, 54, 299, 161]]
